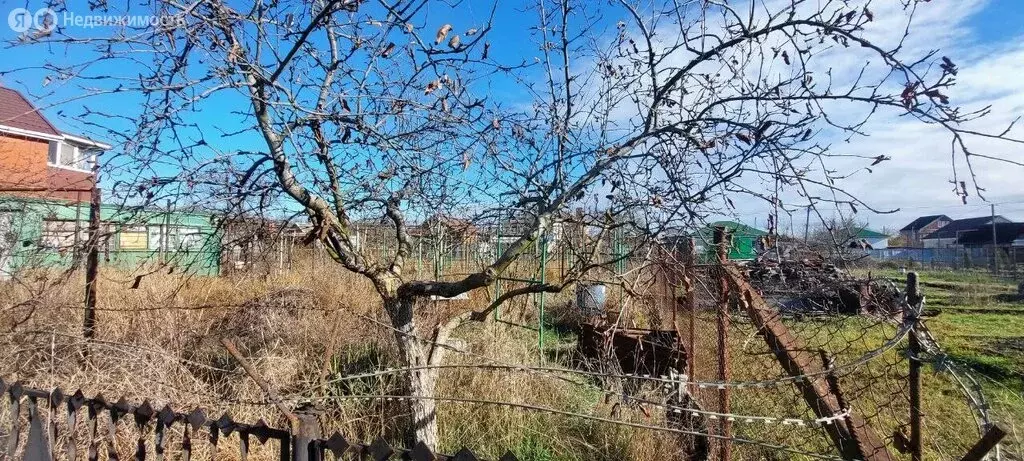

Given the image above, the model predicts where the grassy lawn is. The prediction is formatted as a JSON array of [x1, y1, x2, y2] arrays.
[[861, 268, 1024, 382], [850, 268, 1024, 457]]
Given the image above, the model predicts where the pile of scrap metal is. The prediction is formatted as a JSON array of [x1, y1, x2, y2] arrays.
[[746, 256, 845, 289], [744, 256, 901, 316], [577, 322, 686, 377], [576, 321, 706, 458]]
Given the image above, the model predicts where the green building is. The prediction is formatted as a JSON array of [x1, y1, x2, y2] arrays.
[[0, 86, 222, 278], [693, 220, 769, 261], [0, 196, 221, 278], [852, 227, 890, 249]]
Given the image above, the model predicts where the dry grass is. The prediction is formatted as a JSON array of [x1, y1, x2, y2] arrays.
[[0, 257, 684, 460], [1, 257, 1008, 460]]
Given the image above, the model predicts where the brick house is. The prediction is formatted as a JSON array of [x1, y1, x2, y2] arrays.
[[898, 215, 952, 247], [0, 87, 221, 277], [0, 86, 108, 202]]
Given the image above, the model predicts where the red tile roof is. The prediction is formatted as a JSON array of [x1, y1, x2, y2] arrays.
[[0, 87, 60, 136]]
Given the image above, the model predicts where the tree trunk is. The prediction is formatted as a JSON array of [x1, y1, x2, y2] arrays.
[[387, 296, 441, 450], [406, 361, 439, 449]]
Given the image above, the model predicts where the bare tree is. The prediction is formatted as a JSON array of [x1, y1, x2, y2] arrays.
[[809, 215, 870, 253], [5, 0, 1021, 448]]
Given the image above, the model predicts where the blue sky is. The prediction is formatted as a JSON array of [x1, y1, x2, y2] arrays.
[[1, 0, 1023, 233], [969, 0, 1024, 42]]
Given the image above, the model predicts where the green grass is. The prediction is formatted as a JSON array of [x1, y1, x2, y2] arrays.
[[439, 268, 1024, 460], [858, 269, 1024, 383], [849, 268, 1024, 456]]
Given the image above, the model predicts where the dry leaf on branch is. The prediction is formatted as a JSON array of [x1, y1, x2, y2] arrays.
[[436, 24, 452, 44], [424, 79, 442, 95]]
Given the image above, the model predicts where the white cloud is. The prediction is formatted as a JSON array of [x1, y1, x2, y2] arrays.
[[706, 0, 1024, 230], [828, 44, 1024, 228]]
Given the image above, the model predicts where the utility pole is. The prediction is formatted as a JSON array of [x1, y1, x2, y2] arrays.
[[804, 206, 811, 242], [991, 204, 998, 272]]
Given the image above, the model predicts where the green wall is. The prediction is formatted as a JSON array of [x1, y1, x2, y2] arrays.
[[0, 196, 221, 277], [693, 221, 768, 261]]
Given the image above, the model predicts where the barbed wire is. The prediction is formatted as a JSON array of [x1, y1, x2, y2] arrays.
[[0, 330, 235, 373], [1, 251, 1009, 459], [329, 299, 916, 389], [5, 324, 854, 428], [0, 328, 852, 458], [281, 363, 855, 427], [278, 393, 845, 460]]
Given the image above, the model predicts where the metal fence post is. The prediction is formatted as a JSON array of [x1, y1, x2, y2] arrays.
[[83, 184, 101, 347], [960, 424, 1006, 461], [685, 237, 696, 380], [495, 221, 502, 320], [713, 226, 731, 460], [73, 191, 82, 265], [538, 233, 548, 358], [906, 272, 923, 461], [292, 411, 321, 461]]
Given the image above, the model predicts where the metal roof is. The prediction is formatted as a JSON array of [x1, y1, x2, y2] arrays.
[[0, 86, 61, 136], [899, 214, 950, 232], [923, 216, 1013, 239]]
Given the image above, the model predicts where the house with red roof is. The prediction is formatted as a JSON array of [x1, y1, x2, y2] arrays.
[[0, 86, 110, 202], [0, 87, 221, 277]]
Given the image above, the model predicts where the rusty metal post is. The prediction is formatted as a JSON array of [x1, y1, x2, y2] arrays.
[[713, 226, 731, 460], [960, 424, 1006, 461], [724, 265, 894, 460], [83, 183, 100, 344], [685, 237, 696, 379], [665, 246, 677, 335], [906, 273, 923, 461], [293, 411, 321, 461]]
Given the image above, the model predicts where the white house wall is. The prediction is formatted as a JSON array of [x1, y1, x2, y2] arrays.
[[922, 237, 957, 248], [867, 237, 889, 250]]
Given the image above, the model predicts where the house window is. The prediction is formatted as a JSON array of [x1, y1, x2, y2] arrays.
[[144, 225, 206, 251], [118, 226, 148, 250], [41, 219, 82, 249], [47, 141, 92, 170], [47, 143, 58, 164], [148, 225, 167, 251], [176, 227, 203, 250]]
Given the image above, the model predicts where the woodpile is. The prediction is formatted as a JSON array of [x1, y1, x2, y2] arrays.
[[744, 257, 900, 316], [745, 257, 847, 291]]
